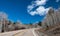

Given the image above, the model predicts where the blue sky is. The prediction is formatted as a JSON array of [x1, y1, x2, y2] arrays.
[[0, 0, 60, 24]]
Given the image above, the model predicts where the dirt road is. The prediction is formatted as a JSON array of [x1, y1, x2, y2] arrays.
[[0, 28, 39, 36]]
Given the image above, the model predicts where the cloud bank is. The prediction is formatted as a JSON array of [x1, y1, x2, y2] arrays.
[[56, 0, 60, 2], [27, 0, 50, 16]]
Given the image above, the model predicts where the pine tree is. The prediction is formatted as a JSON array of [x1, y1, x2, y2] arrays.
[[38, 22, 41, 26]]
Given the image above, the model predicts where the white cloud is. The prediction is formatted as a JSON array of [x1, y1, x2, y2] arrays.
[[27, 5, 34, 12], [28, 6, 50, 16], [36, 6, 50, 16], [56, 0, 59, 2], [29, 11, 38, 16], [27, 0, 50, 16], [27, 0, 47, 12], [33, 0, 47, 6]]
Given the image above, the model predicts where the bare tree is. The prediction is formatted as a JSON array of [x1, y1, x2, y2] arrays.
[[38, 21, 41, 26], [48, 8, 54, 26], [0, 12, 8, 32]]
